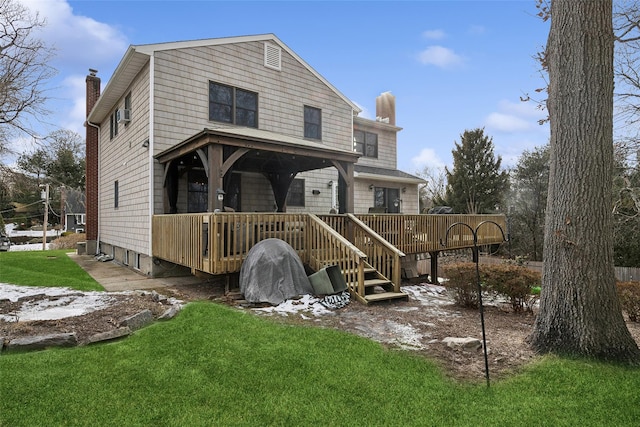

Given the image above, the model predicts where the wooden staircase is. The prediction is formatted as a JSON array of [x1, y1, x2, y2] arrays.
[[358, 263, 408, 304]]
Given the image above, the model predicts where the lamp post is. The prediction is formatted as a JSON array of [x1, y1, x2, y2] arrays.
[[40, 183, 49, 251]]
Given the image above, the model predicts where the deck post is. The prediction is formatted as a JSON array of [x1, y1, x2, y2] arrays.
[[429, 251, 439, 284]]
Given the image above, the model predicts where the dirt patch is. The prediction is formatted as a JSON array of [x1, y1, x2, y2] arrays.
[[2, 279, 639, 383]]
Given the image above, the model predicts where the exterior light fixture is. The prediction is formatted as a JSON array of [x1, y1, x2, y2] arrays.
[[142, 139, 149, 148], [369, 184, 374, 191], [216, 188, 226, 202], [327, 180, 334, 187]]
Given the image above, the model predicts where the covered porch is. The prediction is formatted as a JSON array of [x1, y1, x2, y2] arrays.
[[155, 127, 361, 214]]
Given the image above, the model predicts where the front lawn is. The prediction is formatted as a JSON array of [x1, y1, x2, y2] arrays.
[[1, 302, 639, 426], [0, 249, 103, 291]]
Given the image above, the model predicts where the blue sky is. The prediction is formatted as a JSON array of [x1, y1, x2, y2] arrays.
[[18, 0, 550, 174]]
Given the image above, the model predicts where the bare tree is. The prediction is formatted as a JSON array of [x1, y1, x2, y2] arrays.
[[416, 166, 447, 212], [529, 0, 640, 364], [0, 0, 56, 155]]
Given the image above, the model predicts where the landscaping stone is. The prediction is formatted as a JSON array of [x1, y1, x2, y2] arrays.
[[119, 309, 153, 331], [86, 327, 131, 344], [158, 305, 182, 320], [6, 332, 78, 352], [442, 336, 482, 351]]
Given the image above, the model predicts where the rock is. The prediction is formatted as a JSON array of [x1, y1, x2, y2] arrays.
[[442, 336, 482, 351], [119, 309, 153, 331], [5, 333, 78, 352], [86, 327, 131, 345], [158, 305, 182, 320]]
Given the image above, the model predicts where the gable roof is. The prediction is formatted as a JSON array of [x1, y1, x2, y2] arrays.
[[87, 34, 361, 124]]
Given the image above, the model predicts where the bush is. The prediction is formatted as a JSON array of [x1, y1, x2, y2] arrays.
[[483, 264, 541, 313], [50, 233, 86, 250], [442, 262, 480, 308], [617, 281, 640, 322], [442, 262, 542, 312]]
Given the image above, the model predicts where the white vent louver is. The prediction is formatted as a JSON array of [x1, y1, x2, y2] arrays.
[[264, 42, 281, 71]]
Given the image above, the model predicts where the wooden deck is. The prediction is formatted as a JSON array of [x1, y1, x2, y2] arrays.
[[152, 212, 506, 303]]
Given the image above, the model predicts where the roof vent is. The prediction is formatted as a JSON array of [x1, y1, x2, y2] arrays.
[[264, 42, 281, 71]]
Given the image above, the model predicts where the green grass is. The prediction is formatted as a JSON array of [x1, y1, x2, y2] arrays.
[[1, 302, 639, 426], [0, 249, 103, 291]]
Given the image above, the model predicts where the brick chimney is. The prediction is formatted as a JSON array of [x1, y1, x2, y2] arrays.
[[85, 69, 100, 254], [375, 91, 396, 126]]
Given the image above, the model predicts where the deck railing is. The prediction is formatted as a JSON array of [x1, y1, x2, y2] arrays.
[[355, 214, 507, 254], [153, 212, 507, 299], [153, 213, 368, 294]]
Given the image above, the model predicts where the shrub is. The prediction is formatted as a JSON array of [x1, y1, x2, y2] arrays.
[[50, 233, 86, 250], [617, 281, 640, 322], [442, 262, 480, 308], [483, 264, 541, 313]]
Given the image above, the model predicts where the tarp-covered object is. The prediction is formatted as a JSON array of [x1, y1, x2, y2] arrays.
[[239, 239, 313, 305]]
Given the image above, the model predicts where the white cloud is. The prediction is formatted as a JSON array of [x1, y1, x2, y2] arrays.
[[411, 148, 447, 170], [484, 99, 547, 133], [23, 0, 128, 69], [59, 74, 88, 135], [422, 29, 446, 40], [485, 112, 531, 132], [417, 45, 464, 69]]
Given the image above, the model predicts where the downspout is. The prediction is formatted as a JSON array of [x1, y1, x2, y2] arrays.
[[86, 120, 101, 255], [148, 55, 155, 257]]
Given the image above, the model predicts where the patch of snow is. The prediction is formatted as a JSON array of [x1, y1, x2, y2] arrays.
[[0, 283, 115, 321], [251, 294, 332, 317]]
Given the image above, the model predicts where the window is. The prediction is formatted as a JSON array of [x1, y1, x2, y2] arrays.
[[114, 180, 119, 208], [374, 187, 400, 213], [209, 82, 258, 128], [109, 111, 119, 139], [287, 178, 305, 207], [354, 130, 378, 158], [124, 92, 131, 124], [304, 106, 321, 140]]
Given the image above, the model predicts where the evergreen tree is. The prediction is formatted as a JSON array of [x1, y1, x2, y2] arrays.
[[444, 128, 509, 214], [509, 145, 550, 261]]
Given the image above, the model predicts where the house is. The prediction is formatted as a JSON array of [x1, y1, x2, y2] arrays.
[[85, 34, 425, 277], [61, 188, 86, 233]]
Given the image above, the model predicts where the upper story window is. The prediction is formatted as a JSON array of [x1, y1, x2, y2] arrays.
[[109, 111, 119, 139], [209, 82, 258, 128], [304, 105, 321, 140], [354, 130, 378, 158]]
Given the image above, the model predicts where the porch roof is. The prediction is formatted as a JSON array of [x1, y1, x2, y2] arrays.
[[354, 165, 426, 185], [155, 127, 361, 174]]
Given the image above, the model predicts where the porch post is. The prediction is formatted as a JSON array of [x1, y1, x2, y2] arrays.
[[337, 161, 355, 214], [208, 144, 224, 212]]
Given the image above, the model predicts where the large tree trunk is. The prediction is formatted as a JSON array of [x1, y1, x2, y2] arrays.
[[529, 0, 640, 363]]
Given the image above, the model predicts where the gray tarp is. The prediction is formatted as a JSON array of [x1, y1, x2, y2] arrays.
[[239, 239, 313, 305]]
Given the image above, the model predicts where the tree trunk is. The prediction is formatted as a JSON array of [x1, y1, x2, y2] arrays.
[[529, 0, 640, 363]]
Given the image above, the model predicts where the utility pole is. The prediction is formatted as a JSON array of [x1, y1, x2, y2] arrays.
[[40, 183, 49, 251]]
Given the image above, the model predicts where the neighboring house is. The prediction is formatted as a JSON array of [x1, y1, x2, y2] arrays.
[[62, 188, 86, 233], [85, 34, 424, 275]]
